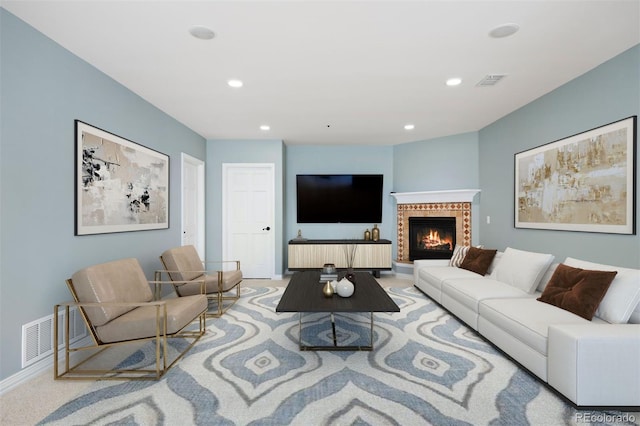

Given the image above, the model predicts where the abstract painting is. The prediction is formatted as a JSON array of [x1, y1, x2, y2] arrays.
[[75, 120, 169, 235], [515, 116, 636, 234]]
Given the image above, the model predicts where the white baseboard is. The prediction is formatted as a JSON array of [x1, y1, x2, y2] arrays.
[[0, 336, 93, 396]]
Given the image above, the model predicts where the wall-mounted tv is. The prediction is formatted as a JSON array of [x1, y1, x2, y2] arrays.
[[296, 174, 383, 223]]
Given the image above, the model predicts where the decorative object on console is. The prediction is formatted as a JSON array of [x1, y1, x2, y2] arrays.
[[322, 281, 334, 297], [515, 116, 636, 235], [459, 247, 497, 275], [336, 278, 355, 298], [364, 229, 371, 240], [372, 224, 380, 241], [293, 229, 307, 241], [537, 263, 617, 320], [75, 120, 169, 235]]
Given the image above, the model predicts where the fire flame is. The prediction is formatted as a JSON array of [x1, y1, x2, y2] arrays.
[[419, 229, 453, 250]]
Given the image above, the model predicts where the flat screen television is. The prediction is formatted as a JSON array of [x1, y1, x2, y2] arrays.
[[296, 174, 383, 223]]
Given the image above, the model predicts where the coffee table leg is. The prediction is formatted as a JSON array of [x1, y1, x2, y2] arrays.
[[298, 312, 375, 351], [298, 313, 303, 350], [369, 312, 374, 348], [331, 313, 337, 346]]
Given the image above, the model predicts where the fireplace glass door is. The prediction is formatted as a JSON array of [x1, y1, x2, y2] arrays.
[[409, 217, 456, 260]]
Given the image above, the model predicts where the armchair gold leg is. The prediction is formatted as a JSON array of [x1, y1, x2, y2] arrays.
[[207, 282, 241, 318]]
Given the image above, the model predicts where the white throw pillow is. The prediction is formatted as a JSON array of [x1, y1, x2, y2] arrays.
[[629, 304, 640, 324], [491, 247, 555, 294], [536, 262, 559, 293], [486, 251, 503, 275], [564, 257, 640, 324]]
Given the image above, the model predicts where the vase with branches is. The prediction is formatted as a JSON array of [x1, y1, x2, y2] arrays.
[[343, 243, 357, 284]]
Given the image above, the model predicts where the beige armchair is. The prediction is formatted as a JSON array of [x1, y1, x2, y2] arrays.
[[54, 258, 207, 380], [158, 245, 242, 317]]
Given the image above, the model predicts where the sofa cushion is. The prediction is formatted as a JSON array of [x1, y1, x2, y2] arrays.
[[71, 258, 153, 327], [442, 277, 533, 313], [564, 257, 640, 324], [490, 247, 554, 293], [486, 251, 503, 275], [459, 247, 497, 275], [479, 298, 600, 356], [96, 294, 207, 343], [536, 263, 559, 293], [161, 245, 205, 282], [630, 303, 640, 324], [176, 269, 243, 296], [418, 265, 485, 288], [537, 263, 617, 320]]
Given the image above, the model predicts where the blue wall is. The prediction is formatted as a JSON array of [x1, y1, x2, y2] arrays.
[[393, 132, 479, 193], [479, 45, 640, 267], [285, 145, 395, 264], [0, 10, 206, 381]]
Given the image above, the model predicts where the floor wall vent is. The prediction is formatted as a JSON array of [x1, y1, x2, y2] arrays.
[[21, 308, 88, 368]]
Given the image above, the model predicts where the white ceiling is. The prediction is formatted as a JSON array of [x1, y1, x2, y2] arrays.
[[3, 1, 639, 146]]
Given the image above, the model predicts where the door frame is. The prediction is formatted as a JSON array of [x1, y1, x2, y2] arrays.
[[181, 153, 205, 258], [222, 163, 275, 278]]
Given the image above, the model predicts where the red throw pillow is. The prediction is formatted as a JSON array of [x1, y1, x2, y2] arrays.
[[537, 263, 617, 320], [459, 247, 497, 276]]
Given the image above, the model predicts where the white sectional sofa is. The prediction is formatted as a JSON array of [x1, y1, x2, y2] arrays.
[[413, 248, 640, 408]]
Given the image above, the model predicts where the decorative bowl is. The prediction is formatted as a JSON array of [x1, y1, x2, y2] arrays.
[[322, 263, 337, 274]]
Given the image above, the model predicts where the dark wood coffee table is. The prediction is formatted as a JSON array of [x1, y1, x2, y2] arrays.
[[276, 271, 400, 351]]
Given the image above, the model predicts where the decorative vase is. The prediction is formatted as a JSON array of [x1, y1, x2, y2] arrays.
[[364, 229, 371, 240], [372, 224, 380, 241], [323, 281, 334, 297], [337, 278, 354, 298], [345, 267, 356, 284]]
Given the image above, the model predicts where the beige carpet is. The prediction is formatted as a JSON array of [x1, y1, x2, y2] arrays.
[[0, 274, 413, 425]]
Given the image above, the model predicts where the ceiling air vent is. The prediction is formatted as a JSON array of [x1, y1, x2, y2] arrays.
[[476, 75, 507, 87]]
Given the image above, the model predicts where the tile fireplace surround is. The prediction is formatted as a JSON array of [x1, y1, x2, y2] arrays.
[[391, 190, 480, 263]]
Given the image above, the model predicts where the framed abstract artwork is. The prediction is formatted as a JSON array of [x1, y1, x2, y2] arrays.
[[515, 116, 636, 234], [75, 120, 169, 235]]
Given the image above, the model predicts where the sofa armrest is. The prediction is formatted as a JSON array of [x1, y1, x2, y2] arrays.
[[548, 324, 640, 407]]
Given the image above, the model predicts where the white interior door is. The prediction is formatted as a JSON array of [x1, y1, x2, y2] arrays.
[[222, 163, 275, 278], [181, 153, 205, 259]]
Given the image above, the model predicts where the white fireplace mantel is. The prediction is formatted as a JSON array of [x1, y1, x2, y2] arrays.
[[391, 189, 481, 204]]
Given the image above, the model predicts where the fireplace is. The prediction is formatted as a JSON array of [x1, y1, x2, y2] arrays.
[[409, 217, 456, 260]]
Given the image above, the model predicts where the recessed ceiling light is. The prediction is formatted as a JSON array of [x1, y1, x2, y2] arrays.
[[404, 124, 415, 130], [489, 23, 520, 38], [446, 78, 462, 86], [260, 125, 270, 131], [227, 79, 243, 88], [188, 25, 215, 40]]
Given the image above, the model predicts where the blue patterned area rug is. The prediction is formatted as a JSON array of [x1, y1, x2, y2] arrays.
[[39, 287, 635, 425]]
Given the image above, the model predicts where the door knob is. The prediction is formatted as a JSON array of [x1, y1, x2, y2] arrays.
[[262, 226, 271, 231]]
